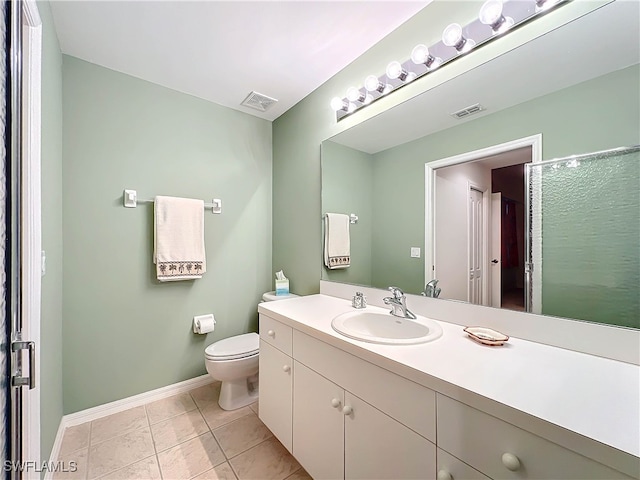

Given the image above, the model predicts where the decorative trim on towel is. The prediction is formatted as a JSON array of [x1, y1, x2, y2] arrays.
[[327, 256, 350, 269], [157, 261, 204, 279]]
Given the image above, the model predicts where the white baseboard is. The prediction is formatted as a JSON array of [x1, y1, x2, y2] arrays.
[[45, 374, 213, 479], [45, 420, 66, 479]]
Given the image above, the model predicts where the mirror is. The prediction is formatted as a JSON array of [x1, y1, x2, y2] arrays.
[[321, 1, 640, 329]]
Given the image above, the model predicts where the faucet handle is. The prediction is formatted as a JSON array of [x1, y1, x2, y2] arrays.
[[388, 286, 404, 299]]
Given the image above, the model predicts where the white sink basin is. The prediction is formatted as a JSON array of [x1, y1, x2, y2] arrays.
[[331, 310, 443, 345]]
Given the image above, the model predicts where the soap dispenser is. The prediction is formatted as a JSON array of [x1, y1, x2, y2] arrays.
[[352, 292, 367, 309]]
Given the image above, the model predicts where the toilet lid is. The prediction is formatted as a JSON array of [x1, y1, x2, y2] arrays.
[[205, 332, 259, 360]]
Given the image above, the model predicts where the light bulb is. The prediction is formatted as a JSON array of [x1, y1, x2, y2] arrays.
[[330, 97, 346, 112], [442, 23, 463, 47], [411, 44, 430, 64], [411, 44, 441, 70], [386, 61, 413, 82], [386, 61, 404, 80], [346, 87, 364, 103], [442, 23, 475, 53], [536, 0, 561, 12], [364, 75, 382, 92], [479, 0, 503, 25], [479, 0, 514, 33]]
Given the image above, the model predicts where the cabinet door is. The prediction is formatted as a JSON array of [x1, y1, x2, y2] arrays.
[[258, 340, 292, 452], [345, 392, 436, 479], [293, 361, 344, 480]]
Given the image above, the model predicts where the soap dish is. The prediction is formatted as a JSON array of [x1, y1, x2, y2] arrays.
[[463, 326, 509, 346]]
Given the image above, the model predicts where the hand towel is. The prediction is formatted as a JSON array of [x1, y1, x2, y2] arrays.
[[324, 213, 351, 269], [154, 196, 206, 281]]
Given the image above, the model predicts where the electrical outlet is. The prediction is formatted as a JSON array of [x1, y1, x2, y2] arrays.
[[410, 247, 421, 258]]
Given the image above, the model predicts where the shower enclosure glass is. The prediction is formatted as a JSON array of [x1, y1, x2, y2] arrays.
[[527, 146, 640, 328]]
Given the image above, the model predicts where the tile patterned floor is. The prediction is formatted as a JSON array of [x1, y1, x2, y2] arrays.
[[55, 382, 311, 480]]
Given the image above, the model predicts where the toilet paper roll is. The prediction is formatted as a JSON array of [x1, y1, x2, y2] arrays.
[[193, 314, 216, 334]]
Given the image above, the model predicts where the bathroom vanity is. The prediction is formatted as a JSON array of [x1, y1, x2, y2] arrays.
[[258, 294, 639, 480]]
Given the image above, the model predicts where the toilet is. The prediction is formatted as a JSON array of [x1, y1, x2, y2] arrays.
[[204, 291, 298, 410]]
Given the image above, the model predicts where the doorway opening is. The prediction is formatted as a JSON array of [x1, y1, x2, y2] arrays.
[[491, 161, 527, 311], [425, 135, 541, 312]]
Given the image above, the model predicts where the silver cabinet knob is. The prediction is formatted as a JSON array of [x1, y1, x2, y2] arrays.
[[342, 405, 353, 415], [331, 398, 341, 408], [282, 365, 291, 373], [267, 330, 275, 337]]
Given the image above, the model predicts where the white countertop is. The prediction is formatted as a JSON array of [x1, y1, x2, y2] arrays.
[[258, 294, 640, 461]]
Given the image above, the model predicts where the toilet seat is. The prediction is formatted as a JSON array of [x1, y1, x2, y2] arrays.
[[205, 332, 259, 361]]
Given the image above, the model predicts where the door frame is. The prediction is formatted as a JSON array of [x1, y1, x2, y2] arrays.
[[425, 134, 542, 308], [21, 0, 42, 470]]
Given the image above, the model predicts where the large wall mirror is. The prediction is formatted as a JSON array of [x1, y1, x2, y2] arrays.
[[321, 1, 639, 329]]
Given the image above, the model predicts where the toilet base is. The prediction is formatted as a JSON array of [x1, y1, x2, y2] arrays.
[[218, 376, 259, 411]]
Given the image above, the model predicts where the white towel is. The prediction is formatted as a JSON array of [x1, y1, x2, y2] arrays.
[[324, 213, 351, 269], [154, 196, 206, 281]]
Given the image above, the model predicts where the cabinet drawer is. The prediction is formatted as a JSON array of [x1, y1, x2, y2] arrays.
[[293, 330, 436, 443], [437, 448, 489, 480], [437, 395, 632, 479], [259, 314, 292, 355]]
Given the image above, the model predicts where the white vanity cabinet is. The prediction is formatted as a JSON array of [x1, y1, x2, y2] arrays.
[[258, 316, 293, 452], [258, 308, 638, 480]]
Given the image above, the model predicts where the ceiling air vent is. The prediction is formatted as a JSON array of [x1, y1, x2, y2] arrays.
[[451, 103, 485, 119], [241, 91, 278, 112]]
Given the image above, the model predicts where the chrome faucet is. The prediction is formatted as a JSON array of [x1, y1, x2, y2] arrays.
[[383, 286, 417, 319], [422, 279, 441, 298]]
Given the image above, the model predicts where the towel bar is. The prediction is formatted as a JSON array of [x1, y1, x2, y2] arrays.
[[123, 189, 222, 213], [322, 213, 358, 224]]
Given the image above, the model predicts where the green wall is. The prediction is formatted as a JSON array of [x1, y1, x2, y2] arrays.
[[62, 57, 272, 413], [39, 0, 64, 463], [321, 141, 373, 287], [273, 0, 609, 295]]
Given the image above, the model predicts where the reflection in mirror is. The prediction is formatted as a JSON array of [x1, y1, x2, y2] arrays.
[[321, 1, 640, 329]]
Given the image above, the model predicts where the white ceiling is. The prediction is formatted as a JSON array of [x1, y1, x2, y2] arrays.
[[330, 0, 640, 153], [49, 1, 430, 121]]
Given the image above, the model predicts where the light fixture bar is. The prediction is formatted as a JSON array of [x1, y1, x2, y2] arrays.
[[334, 0, 568, 121]]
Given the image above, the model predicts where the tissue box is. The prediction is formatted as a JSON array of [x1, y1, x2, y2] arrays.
[[275, 279, 289, 296]]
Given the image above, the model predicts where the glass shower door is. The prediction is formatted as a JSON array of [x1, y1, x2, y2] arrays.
[[526, 145, 640, 328]]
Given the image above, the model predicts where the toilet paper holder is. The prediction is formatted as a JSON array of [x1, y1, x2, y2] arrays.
[[193, 314, 216, 334]]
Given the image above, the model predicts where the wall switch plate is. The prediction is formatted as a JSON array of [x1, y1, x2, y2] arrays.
[[410, 247, 421, 258]]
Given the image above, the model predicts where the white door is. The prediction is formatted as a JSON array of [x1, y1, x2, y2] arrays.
[[258, 341, 292, 452], [468, 188, 483, 304], [491, 193, 502, 308], [6, 2, 42, 475], [293, 362, 344, 480]]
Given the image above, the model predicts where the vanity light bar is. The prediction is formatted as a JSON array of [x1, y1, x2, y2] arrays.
[[332, 0, 568, 121]]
